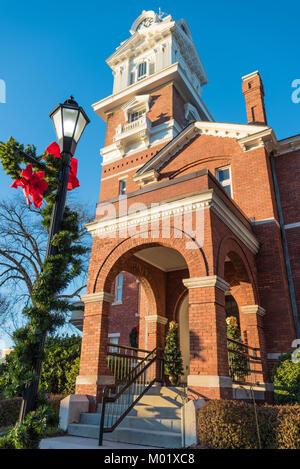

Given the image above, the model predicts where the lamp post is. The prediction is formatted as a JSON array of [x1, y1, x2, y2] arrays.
[[19, 97, 89, 421]]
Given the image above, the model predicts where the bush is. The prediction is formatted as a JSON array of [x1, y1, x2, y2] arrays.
[[0, 335, 81, 398], [272, 352, 300, 404], [0, 397, 22, 427], [197, 400, 300, 449], [0, 406, 48, 449]]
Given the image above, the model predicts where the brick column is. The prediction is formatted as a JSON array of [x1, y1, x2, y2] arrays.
[[183, 276, 233, 400], [75, 291, 115, 410], [145, 315, 168, 381], [240, 305, 272, 400]]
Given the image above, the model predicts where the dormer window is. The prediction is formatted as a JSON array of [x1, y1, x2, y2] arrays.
[[129, 110, 145, 123], [137, 61, 147, 80]]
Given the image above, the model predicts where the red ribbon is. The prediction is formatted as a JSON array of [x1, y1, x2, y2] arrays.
[[10, 164, 48, 208], [46, 142, 80, 191]]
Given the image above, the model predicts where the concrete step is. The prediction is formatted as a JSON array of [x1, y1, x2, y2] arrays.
[[79, 413, 181, 433], [68, 424, 182, 448], [104, 427, 182, 448]]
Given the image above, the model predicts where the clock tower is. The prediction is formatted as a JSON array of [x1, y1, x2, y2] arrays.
[[93, 10, 213, 200]]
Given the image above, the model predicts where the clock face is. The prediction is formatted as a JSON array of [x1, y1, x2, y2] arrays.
[[137, 17, 154, 30]]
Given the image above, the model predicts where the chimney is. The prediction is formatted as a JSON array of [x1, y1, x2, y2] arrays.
[[242, 71, 267, 125]]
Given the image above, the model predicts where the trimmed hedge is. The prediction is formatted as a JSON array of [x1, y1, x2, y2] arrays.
[[0, 398, 22, 427], [197, 400, 300, 449], [272, 352, 300, 404]]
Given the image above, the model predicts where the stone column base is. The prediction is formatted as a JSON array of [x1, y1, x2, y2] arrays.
[[187, 375, 233, 400]]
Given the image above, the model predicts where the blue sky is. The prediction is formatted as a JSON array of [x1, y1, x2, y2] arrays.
[[0, 1, 299, 348]]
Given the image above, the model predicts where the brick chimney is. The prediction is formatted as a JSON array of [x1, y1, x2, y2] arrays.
[[242, 71, 267, 125]]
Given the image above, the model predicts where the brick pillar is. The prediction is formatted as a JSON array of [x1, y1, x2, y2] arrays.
[[183, 276, 233, 400], [242, 70, 267, 125], [240, 305, 272, 401], [75, 291, 115, 410], [145, 315, 168, 381]]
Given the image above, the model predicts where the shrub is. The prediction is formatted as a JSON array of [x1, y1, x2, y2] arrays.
[[0, 406, 48, 449], [0, 397, 22, 427], [272, 352, 300, 404], [0, 335, 81, 398], [163, 321, 183, 385], [197, 400, 300, 449]]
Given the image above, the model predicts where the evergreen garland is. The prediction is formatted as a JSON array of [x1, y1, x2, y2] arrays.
[[0, 137, 88, 396], [163, 321, 183, 384]]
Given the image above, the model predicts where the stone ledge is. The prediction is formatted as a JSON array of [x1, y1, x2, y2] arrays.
[[75, 375, 115, 386], [81, 292, 115, 304], [240, 305, 266, 316], [183, 275, 229, 292], [187, 374, 233, 388]]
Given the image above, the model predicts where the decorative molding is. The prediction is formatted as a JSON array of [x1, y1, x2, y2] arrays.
[[237, 128, 277, 153], [81, 292, 115, 304], [86, 189, 260, 254], [285, 221, 300, 230], [144, 315, 168, 324], [183, 275, 230, 292], [240, 305, 266, 316], [251, 218, 280, 228], [187, 374, 233, 388], [136, 121, 272, 178]]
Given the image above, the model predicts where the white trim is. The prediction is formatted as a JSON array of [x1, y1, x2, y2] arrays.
[[86, 189, 259, 254], [187, 375, 233, 388], [183, 276, 229, 292], [285, 221, 300, 230], [267, 353, 283, 360], [144, 315, 168, 324], [108, 333, 120, 338], [251, 218, 280, 228], [81, 292, 115, 304]]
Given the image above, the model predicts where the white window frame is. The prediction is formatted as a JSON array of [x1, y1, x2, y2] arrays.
[[119, 179, 127, 195], [108, 333, 120, 353], [137, 61, 147, 80], [113, 273, 123, 304], [216, 166, 233, 198]]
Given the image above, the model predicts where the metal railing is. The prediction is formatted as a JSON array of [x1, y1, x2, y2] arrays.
[[106, 343, 152, 384], [99, 347, 164, 445], [227, 337, 262, 384]]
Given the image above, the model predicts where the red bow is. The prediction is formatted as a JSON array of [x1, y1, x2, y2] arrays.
[[10, 164, 48, 208], [46, 142, 79, 191]]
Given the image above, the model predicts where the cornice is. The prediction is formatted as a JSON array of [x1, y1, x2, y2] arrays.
[[81, 292, 115, 304], [240, 305, 266, 316], [183, 275, 230, 292], [86, 189, 259, 254]]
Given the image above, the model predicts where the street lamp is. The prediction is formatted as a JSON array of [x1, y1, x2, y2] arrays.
[[49, 96, 90, 156], [19, 97, 89, 421]]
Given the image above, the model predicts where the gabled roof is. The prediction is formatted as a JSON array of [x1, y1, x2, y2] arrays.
[[133, 121, 274, 184]]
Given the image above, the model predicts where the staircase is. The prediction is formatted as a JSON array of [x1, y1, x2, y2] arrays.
[[68, 386, 184, 448]]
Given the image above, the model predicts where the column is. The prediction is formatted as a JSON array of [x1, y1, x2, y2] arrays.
[[75, 291, 115, 410], [183, 275, 233, 400], [240, 305, 272, 401]]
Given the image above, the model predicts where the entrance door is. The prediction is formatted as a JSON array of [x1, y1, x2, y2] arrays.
[[179, 295, 190, 383]]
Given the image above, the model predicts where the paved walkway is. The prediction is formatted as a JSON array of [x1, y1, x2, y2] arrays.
[[40, 435, 158, 449]]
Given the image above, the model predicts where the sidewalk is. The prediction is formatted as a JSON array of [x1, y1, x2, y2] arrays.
[[40, 435, 158, 449]]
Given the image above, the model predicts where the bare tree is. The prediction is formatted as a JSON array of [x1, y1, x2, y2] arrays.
[[0, 195, 92, 339]]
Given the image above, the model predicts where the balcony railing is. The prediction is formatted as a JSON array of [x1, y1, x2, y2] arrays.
[[113, 115, 151, 144], [227, 337, 262, 385]]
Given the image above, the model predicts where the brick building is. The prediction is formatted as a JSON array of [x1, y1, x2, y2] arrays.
[[73, 10, 300, 406]]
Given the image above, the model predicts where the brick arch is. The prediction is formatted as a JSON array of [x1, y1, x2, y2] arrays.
[[174, 289, 188, 323], [216, 235, 259, 305], [92, 229, 209, 294]]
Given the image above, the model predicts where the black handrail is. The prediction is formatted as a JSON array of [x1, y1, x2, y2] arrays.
[[98, 348, 164, 445]]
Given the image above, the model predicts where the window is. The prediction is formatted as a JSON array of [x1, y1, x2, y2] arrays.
[[216, 166, 233, 197], [129, 110, 144, 122], [115, 273, 123, 303], [137, 61, 147, 80], [129, 72, 135, 85], [108, 333, 120, 353], [119, 179, 126, 195]]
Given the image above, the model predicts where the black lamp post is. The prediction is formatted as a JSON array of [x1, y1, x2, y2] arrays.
[[19, 97, 89, 421]]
